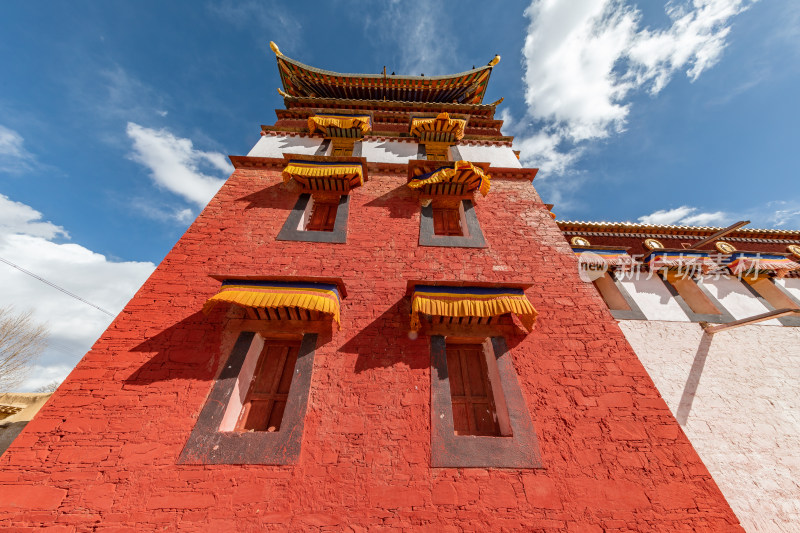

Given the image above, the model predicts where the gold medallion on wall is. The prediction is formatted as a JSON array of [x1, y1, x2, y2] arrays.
[[644, 238, 664, 251], [715, 241, 737, 254]]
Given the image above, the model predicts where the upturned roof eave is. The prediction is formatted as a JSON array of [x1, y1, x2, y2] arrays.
[[274, 48, 495, 83], [271, 41, 499, 104], [281, 94, 504, 112]]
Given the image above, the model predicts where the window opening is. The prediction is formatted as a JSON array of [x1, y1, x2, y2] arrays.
[[425, 144, 450, 161], [446, 342, 501, 436], [330, 138, 354, 157], [236, 340, 300, 432], [432, 206, 462, 236], [306, 199, 338, 232]]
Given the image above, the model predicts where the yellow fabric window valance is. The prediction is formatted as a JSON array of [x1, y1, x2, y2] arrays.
[[408, 160, 491, 196], [725, 253, 800, 279], [203, 280, 341, 327], [283, 160, 364, 191], [307, 114, 372, 136], [410, 285, 537, 332], [410, 112, 466, 140]]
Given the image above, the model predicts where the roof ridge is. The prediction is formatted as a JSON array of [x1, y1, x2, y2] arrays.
[[556, 220, 800, 235]]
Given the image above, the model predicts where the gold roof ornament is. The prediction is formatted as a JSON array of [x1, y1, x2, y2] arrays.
[[307, 114, 372, 136], [644, 238, 664, 251], [715, 241, 737, 254], [409, 112, 466, 141], [270, 44, 497, 104], [788, 244, 800, 259], [571, 236, 591, 247]]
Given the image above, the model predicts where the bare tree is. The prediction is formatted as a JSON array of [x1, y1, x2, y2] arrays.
[[35, 380, 61, 393], [0, 307, 49, 391]]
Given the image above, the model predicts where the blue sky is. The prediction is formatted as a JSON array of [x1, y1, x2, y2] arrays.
[[1, 0, 798, 389]]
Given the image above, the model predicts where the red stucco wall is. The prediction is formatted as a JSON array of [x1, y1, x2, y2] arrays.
[[0, 164, 741, 531]]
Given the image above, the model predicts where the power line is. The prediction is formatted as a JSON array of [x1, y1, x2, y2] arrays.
[[0, 256, 116, 317]]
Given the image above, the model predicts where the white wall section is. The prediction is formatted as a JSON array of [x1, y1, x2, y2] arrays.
[[361, 139, 418, 163], [617, 274, 689, 321], [247, 135, 323, 158], [776, 278, 800, 302], [703, 277, 778, 324], [619, 320, 800, 533], [456, 144, 521, 168]]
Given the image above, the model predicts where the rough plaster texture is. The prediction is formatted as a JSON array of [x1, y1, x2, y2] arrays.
[[703, 277, 778, 324], [617, 273, 790, 325], [456, 144, 521, 168], [776, 278, 800, 301], [619, 320, 800, 533], [618, 275, 689, 321], [0, 166, 741, 530], [247, 135, 323, 157], [360, 139, 419, 163]]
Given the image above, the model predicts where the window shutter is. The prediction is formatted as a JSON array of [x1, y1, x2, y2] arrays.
[[446, 344, 500, 436], [432, 207, 462, 236], [306, 202, 338, 232], [237, 341, 300, 432]]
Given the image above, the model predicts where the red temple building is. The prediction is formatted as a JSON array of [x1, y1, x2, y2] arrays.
[[0, 43, 751, 530]]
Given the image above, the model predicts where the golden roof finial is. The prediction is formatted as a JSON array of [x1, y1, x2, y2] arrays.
[[269, 41, 281, 55], [489, 55, 501, 67], [277, 88, 288, 97]]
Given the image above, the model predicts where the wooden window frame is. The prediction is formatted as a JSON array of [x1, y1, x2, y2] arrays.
[[432, 205, 463, 237], [420, 200, 486, 248], [329, 138, 356, 157], [305, 198, 339, 232], [445, 340, 510, 437], [277, 193, 349, 244], [430, 335, 542, 468], [233, 339, 301, 432], [424, 143, 450, 162], [179, 332, 318, 465]]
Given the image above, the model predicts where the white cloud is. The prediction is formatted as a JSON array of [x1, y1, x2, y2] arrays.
[[0, 124, 36, 174], [126, 122, 232, 207], [638, 199, 800, 229], [0, 195, 155, 391], [680, 210, 728, 225], [517, 0, 756, 170], [761, 200, 800, 228], [0, 194, 68, 243], [130, 198, 195, 224], [638, 205, 728, 225], [20, 364, 74, 393], [514, 130, 581, 177]]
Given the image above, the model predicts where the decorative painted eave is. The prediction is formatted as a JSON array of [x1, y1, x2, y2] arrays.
[[282, 95, 503, 117], [276, 108, 501, 129], [260, 124, 514, 145], [271, 42, 499, 104], [558, 220, 800, 241]]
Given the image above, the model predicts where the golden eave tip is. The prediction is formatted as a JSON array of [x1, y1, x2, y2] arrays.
[[489, 55, 501, 67], [270, 41, 281, 56]]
